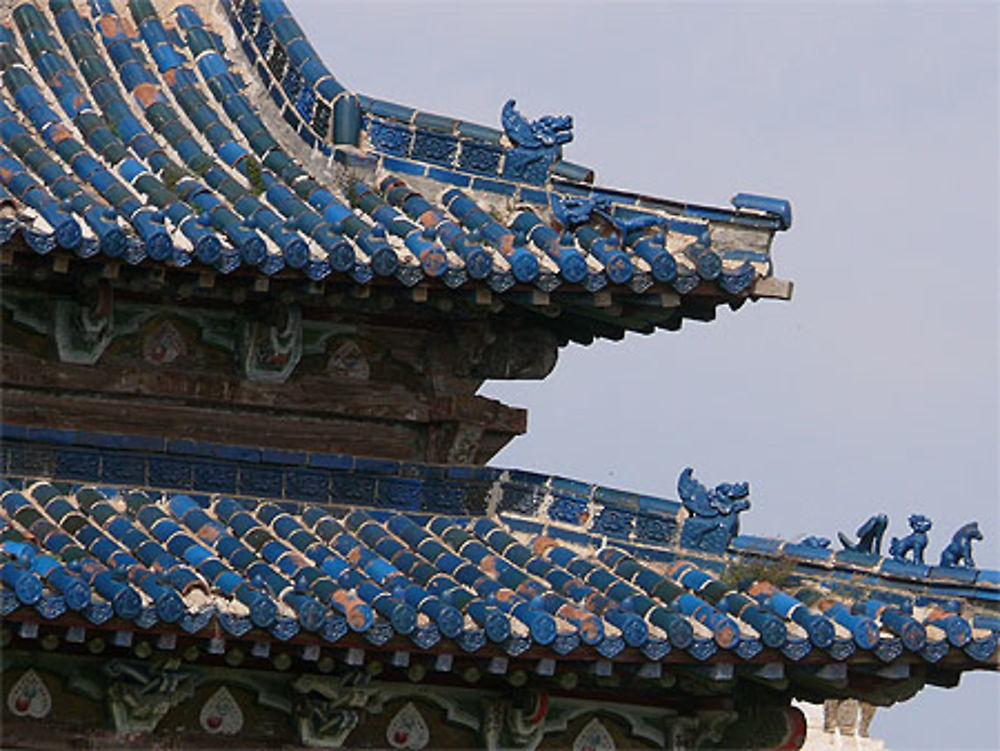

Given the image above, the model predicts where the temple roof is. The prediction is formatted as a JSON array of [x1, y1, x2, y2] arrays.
[[0, 0, 792, 341], [2, 426, 997, 699]]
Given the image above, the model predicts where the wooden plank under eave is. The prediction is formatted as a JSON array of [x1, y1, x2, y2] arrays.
[[624, 290, 682, 308], [593, 291, 612, 307], [751, 277, 794, 300]]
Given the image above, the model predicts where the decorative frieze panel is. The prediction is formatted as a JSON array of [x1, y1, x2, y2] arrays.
[[292, 671, 385, 748], [105, 658, 199, 734]]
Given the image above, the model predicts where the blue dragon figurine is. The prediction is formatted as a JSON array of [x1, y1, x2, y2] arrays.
[[677, 467, 750, 553], [501, 99, 573, 184], [888, 514, 932, 565]]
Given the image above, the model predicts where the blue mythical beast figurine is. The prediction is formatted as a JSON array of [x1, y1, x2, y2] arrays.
[[939, 522, 982, 568], [501, 99, 573, 184], [838, 514, 888, 555], [677, 467, 750, 553], [888, 514, 932, 565], [552, 195, 665, 239], [800, 536, 831, 549]]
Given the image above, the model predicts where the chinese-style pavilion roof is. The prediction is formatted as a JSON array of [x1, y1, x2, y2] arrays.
[[0, 0, 792, 342], [2, 426, 997, 700]]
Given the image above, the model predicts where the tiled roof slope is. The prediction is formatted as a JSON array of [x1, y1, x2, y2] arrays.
[[0, 0, 792, 325], [2, 428, 997, 673]]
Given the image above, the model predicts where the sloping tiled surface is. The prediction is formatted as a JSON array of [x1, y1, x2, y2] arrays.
[[2, 472, 997, 668], [0, 0, 788, 304]]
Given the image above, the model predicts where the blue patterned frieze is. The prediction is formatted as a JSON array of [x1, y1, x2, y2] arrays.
[[421, 483, 469, 515], [367, 118, 412, 157], [838, 514, 888, 556], [591, 506, 635, 539], [375, 478, 424, 510], [500, 99, 572, 185], [458, 141, 503, 175], [677, 467, 749, 553], [500, 483, 541, 515], [939, 522, 982, 568], [547, 492, 589, 526], [889, 515, 932, 565], [411, 130, 457, 166], [330, 474, 375, 505], [634, 513, 678, 545], [192, 461, 238, 494]]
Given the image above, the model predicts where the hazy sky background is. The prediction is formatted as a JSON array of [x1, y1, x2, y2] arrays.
[[288, 2, 998, 747]]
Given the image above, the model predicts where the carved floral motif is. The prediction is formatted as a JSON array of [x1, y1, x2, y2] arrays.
[[199, 686, 243, 735], [6, 669, 52, 719], [327, 340, 370, 380], [573, 717, 616, 751], [143, 320, 187, 365], [386, 702, 430, 749]]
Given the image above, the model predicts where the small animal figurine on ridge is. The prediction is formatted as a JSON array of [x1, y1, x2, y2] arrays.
[[888, 514, 932, 565], [800, 536, 831, 549], [939, 522, 982, 568], [838, 514, 888, 556]]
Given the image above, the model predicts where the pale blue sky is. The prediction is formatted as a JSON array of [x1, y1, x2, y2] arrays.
[[289, 2, 999, 747]]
